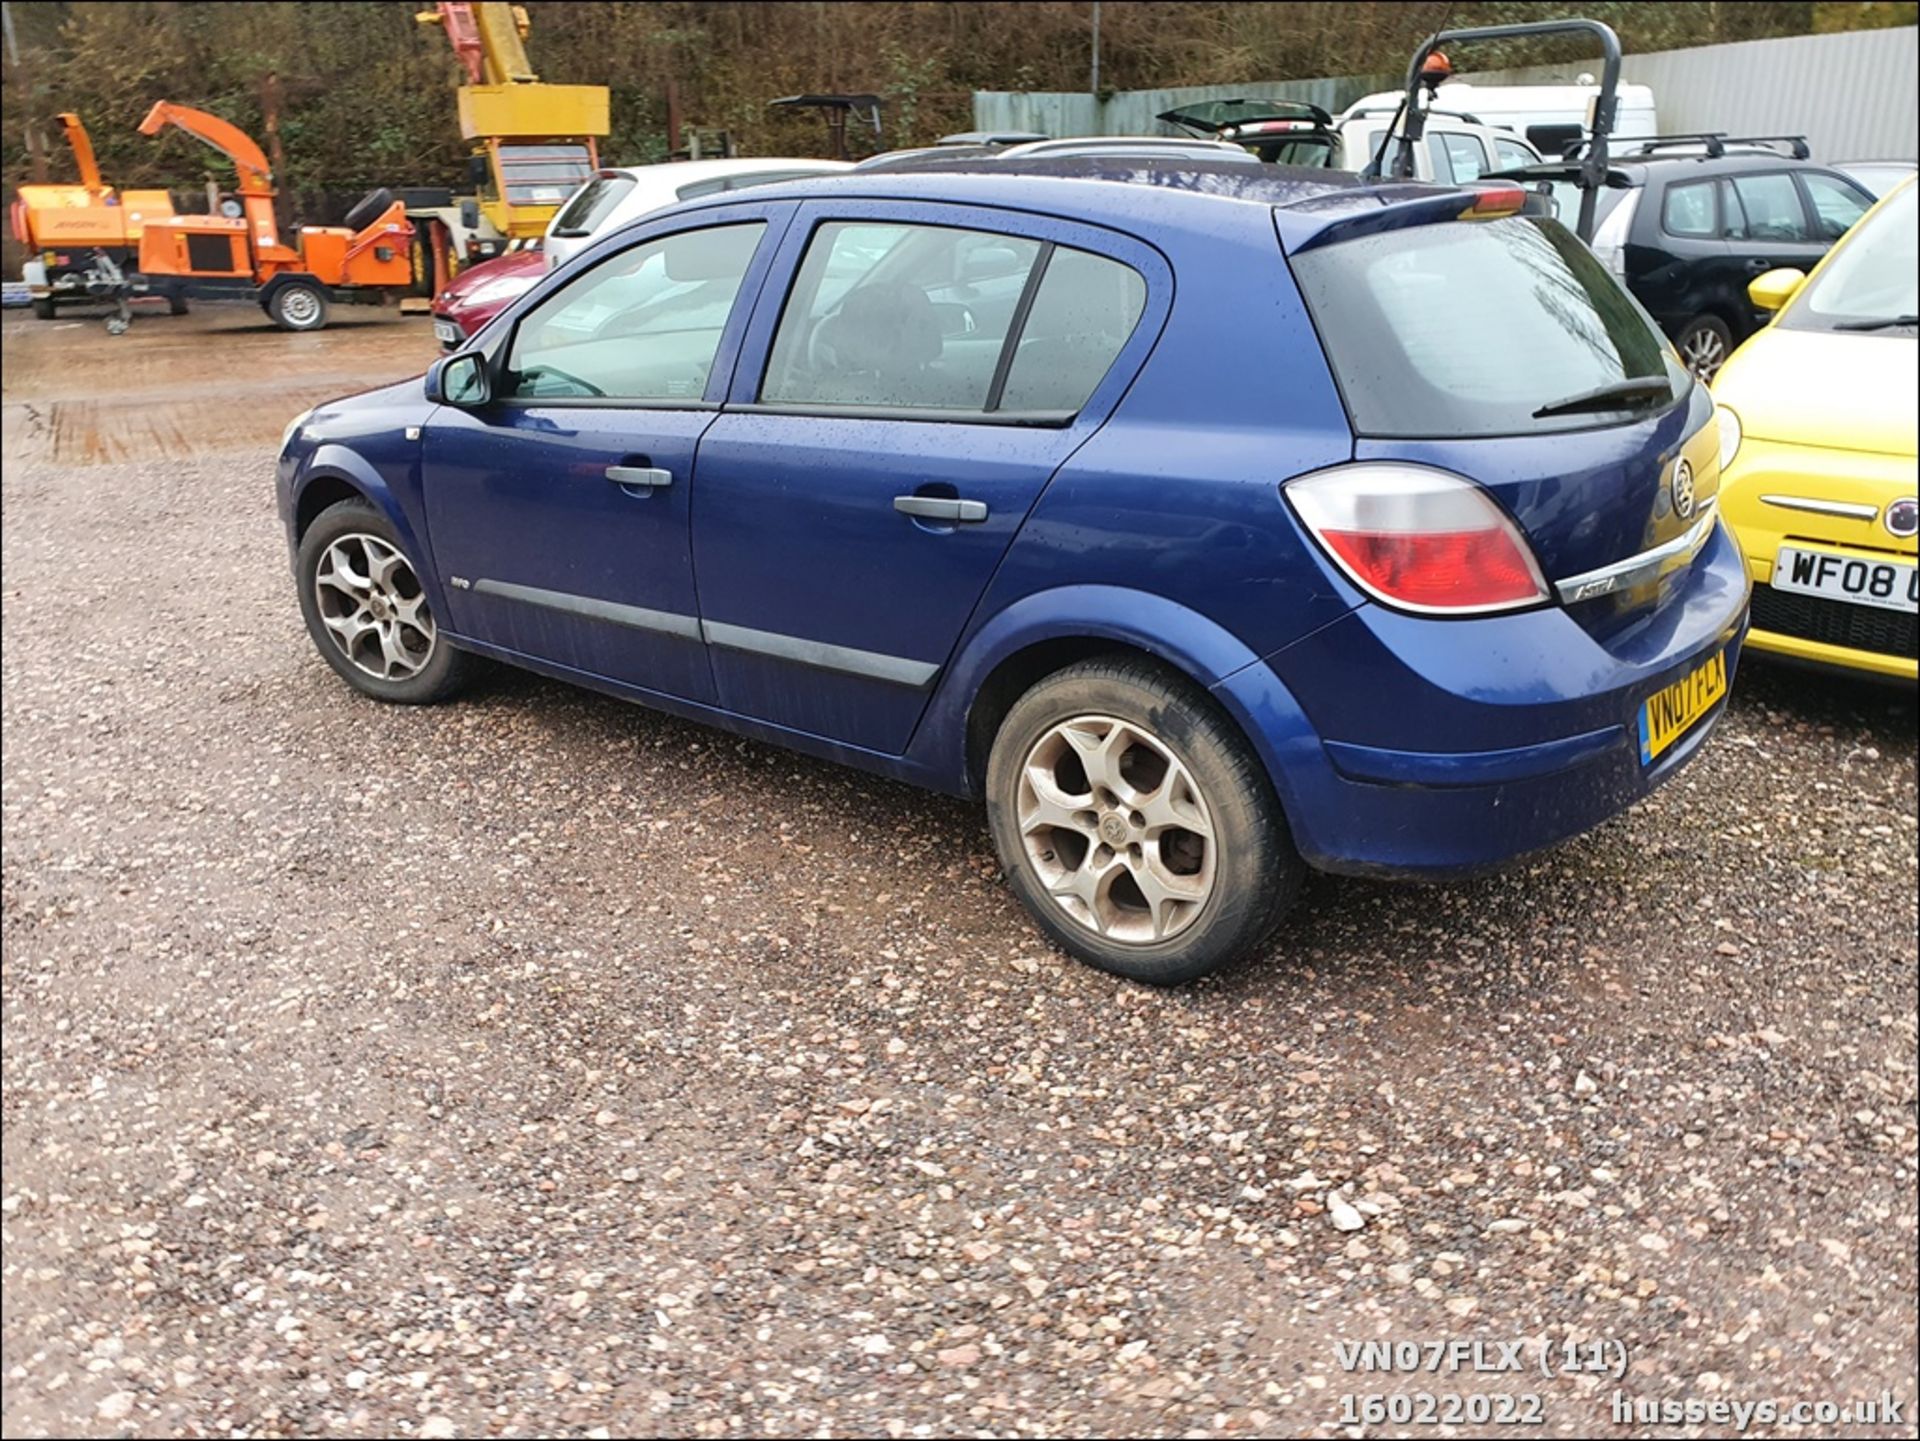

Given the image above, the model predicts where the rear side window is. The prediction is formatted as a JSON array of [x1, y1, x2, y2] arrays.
[[551, 173, 636, 237], [1493, 138, 1537, 169], [997, 248, 1147, 412], [761, 221, 1144, 416], [1800, 172, 1871, 240], [1292, 216, 1688, 437], [1662, 180, 1718, 237], [1727, 173, 1809, 241]]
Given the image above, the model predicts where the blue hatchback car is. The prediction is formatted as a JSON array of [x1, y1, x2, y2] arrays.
[[277, 159, 1750, 983]]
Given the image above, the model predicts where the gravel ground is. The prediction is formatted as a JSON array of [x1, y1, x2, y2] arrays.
[[3, 307, 1916, 1438]]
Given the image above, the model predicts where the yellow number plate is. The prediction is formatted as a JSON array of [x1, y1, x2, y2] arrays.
[[1638, 650, 1727, 765]]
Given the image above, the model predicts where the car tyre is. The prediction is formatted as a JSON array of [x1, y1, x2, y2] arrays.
[[32, 297, 56, 320], [985, 655, 1302, 985], [268, 280, 329, 332], [295, 498, 472, 705], [168, 292, 190, 316], [1674, 313, 1732, 381]]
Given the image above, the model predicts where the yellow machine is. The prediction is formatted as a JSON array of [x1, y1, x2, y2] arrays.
[[11, 113, 176, 319], [409, 0, 608, 288]]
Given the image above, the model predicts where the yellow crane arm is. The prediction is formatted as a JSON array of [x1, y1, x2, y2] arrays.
[[415, 2, 535, 86]]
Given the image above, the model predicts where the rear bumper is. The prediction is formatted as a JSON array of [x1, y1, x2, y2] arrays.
[[1215, 519, 1751, 878]]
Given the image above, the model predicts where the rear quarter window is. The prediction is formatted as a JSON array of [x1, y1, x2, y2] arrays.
[[1291, 215, 1688, 437], [1661, 180, 1718, 237]]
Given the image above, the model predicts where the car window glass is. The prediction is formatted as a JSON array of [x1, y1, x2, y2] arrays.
[[762, 221, 1043, 412], [1441, 132, 1489, 182], [1783, 179, 1918, 331], [507, 221, 765, 401], [1494, 138, 1536, 169], [1728, 173, 1809, 242], [1800, 172, 1872, 241], [996, 248, 1147, 413], [1661, 180, 1718, 238], [551, 173, 636, 237]]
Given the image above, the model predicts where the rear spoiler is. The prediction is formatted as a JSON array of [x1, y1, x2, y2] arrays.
[[1277, 182, 1531, 256]]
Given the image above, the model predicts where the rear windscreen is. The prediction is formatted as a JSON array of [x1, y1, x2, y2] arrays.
[[1291, 215, 1688, 437], [551, 173, 637, 237]]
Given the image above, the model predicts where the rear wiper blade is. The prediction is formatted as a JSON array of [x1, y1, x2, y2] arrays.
[[1532, 377, 1673, 419], [1832, 314, 1919, 332]]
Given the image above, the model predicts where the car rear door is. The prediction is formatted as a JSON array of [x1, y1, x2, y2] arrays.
[[1632, 174, 1731, 329], [421, 201, 792, 703], [689, 199, 1170, 754]]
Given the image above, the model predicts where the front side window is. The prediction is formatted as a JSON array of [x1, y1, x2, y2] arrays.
[[1494, 138, 1537, 170], [1727, 173, 1809, 242], [1428, 131, 1489, 183], [1800, 172, 1872, 241], [506, 222, 766, 401], [1661, 180, 1718, 238]]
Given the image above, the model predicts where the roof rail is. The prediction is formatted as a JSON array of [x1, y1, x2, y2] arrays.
[[1593, 132, 1809, 161], [1346, 104, 1484, 125]]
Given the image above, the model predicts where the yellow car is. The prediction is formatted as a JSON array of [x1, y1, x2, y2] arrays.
[[1712, 176, 1917, 682]]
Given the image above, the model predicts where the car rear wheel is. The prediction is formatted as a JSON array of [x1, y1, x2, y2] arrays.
[[985, 656, 1302, 985], [32, 297, 55, 320], [1675, 314, 1732, 381], [295, 499, 471, 704]]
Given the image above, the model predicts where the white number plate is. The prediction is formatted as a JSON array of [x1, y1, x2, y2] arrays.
[[1772, 545, 1917, 613], [433, 318, 462, 346]]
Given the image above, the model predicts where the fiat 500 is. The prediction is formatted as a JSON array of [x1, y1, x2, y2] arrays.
[[276, 162, 1750, 984]]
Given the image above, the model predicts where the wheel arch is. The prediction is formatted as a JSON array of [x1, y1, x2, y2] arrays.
[[915, 585, 1282, 798], [289, 447, 451, 622]]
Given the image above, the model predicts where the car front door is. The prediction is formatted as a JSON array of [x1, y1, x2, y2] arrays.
[[421, 203, 790, 703], [689, 199, 1168, 754]]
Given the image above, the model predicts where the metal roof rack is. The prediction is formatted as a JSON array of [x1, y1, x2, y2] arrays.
[[1599, 132, 1811, 161], [1345, 104, 1484, 125]]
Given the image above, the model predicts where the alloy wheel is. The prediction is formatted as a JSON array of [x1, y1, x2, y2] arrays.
[[280, 288, 322, 328], [1681, 326, 1727, 381], [1016, 714, 1217, 944], [312, 532, 436, 681]]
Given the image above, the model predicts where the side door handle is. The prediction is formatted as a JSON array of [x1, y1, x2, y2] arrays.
[[1742, 257, 1773, 272], [894, 495, 988, 523], [606, 464, 672, 489]]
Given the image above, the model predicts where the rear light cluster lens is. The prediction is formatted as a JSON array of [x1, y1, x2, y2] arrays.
[[1286, 464, 1550, 615]]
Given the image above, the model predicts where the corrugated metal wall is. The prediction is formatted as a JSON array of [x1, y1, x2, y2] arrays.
[[1464, 26, 1917, 161], [975, 26, 1917, 161]]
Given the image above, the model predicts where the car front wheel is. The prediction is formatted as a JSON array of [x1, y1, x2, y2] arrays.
[[295, 499, 471, 704], [985, 656, 1302, 984]]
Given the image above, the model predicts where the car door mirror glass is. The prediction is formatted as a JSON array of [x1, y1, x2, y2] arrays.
[[427, 352, 491, 408]]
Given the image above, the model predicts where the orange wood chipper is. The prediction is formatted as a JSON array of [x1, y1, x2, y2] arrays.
[[130, 101, 416, 331], [11, 113, 177, 323]]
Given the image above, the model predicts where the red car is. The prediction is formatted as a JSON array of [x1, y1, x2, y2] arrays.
[[431, 248, 545, 350]]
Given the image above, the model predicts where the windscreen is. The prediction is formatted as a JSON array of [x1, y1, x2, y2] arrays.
[[1779, 180, 1917, 333], [551, 173, 637, 237], [495, 145, 597, 208], [1292, 215, 1689, 437]]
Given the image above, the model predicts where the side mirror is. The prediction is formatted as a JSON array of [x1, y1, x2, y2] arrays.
[[458, 197, 482, 232], [1748, 267, 1806, 313], [425, 352, 491, 409]]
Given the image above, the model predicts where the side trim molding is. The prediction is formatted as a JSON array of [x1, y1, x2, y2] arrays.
[[470, 579, 703, 641], [466, 579, 939, 687], [702, 619, 940, 687]]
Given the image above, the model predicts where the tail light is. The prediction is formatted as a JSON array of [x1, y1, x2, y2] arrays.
[[1286, 464, 1550, 615]]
